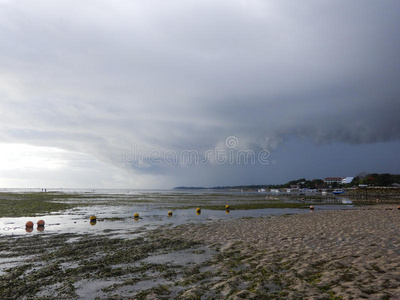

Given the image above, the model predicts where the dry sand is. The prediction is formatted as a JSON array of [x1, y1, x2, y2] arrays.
[[164, 205, 400, 299]]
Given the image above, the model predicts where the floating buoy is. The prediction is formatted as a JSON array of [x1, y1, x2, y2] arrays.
[[25, 221, 34, 232], [89, 216, 97, 225], [225, 205, 230, 210], [196, 208, 201, 215], [37, 220, 45, 227], [25, 221, 34, 228], [134, 213, 140, 219], [37, 225, 45, 232], [225, 209, 230, 214], [167, 211, 173, 216], [310, 206, 315, 211]]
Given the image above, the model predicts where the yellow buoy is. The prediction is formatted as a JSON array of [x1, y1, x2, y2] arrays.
[[89, 215, 97, 225], [134, 213, 140, 219], [225, 205, 230, 210], [168, 211, 173, 216], [196, 207, 201, 215], [225, 209, 230, 214]]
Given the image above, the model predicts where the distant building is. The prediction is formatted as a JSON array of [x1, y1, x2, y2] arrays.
[[342, 177, 354, 184], [324, 177, 343, 185], [323, 177, 354, 185]]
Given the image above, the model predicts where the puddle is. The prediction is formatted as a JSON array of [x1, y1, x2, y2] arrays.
[[74, 279, 119, 300], [35, 283, 64, 298], [143, 246, 217, 266], [122, 277, 174, 295], [265, 281, 281, 292]]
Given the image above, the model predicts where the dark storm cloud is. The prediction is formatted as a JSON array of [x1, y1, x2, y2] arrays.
[[0, 0, 399, 186]]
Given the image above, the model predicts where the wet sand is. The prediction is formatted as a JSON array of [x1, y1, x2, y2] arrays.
[[2, 205, 400, 299]]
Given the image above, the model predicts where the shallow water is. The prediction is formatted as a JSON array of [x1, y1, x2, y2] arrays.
[[0, 189, 355, 237]]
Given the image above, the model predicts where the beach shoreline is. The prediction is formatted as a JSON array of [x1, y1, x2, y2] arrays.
[[1, 205, 400, 299]]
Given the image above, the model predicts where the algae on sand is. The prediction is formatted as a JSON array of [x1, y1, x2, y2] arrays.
[[0, 231, 206, 299], [0, 192, 76, 218]]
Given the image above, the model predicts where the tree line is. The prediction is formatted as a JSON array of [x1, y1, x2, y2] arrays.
[[174, 173, 400, 190]]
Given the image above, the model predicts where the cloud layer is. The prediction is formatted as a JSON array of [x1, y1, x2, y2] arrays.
[[1, 0, 399, 187]]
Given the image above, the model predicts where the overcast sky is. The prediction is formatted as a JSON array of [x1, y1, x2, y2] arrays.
[[1, 0, 399, 189]]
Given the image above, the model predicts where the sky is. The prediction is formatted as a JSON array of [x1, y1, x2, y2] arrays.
[[0, 0, 400, 189]]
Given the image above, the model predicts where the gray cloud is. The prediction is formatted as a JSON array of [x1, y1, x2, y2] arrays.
[[1, 0, 399, 186]]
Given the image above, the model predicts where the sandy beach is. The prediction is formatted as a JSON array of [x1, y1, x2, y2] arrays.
[[2, 205, 400, 299], [165, 205, 400, 299]]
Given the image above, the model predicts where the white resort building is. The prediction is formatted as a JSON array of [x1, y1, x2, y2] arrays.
[[324, 177, 344, 185], [323, 177, 354, 185]]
